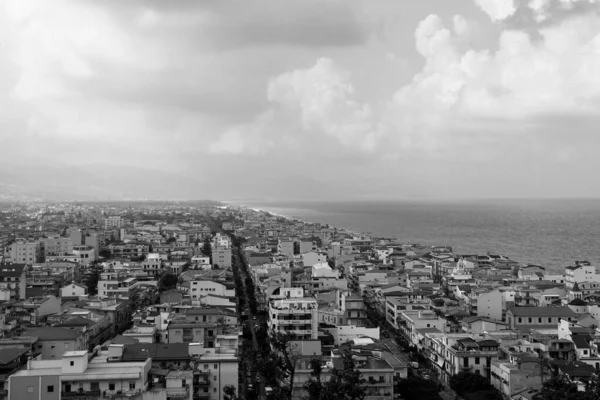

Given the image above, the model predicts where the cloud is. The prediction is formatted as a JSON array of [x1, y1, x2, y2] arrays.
[[474, 0, 517, 21], [392, 11, 600, 126], [209, 112, 274, 155], [267, 58, 385, 152]]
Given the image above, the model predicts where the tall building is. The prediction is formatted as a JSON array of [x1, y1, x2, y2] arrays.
[[212, 247, 232, 269], [104, 216, 124, 229], [84, 233, 100, 257], [38, 236, 73, 259], [4, 239, 38, 264], [268, 287, 318, 340]]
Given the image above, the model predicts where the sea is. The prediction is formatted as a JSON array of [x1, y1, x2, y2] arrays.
[[230, 199, 600, 273]]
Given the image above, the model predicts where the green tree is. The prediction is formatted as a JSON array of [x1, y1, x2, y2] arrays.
[[166, 237, 177, 244], [202, 237, 212, 260], [267, 331, 303, 400]]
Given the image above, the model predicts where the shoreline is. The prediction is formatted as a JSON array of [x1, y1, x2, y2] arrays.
[[225, 201, 571, 272]]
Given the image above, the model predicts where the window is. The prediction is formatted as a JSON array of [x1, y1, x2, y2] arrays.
[[214, 364, 218, 369], [109, 383, 115, 390], [475, 357, 480, 365], [214, 388, 217, 393], [204, 364, 209, 369], [538, 318, 542, 323], [548, 318, 552, 323], [47, 386, 54, 393], [51, 345, 55, 349], [27, 386, 34, 393], [70, 361, 74, 366], [518, 318, 522, 323], [129, 382, 136, 389]]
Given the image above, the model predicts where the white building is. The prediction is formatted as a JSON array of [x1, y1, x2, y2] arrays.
[[8, 350, 151, 400], [60, 282, 88, 298], [268, 287, 319, 340], [190, 280, 235, 300], [311, 263, 338, 279], [301, 252, 327, 267], [4, 238, 38, 264], [565, 262, 600, 289], [72, 245, 96, 265], [104, 216, 124, 229]]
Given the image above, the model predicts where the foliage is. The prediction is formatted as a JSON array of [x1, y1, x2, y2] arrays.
[[533, 374, 600, 400], [81, 266, 102, 296], [450, 372, 503, 400], [98, 248, 111, 259], [223, 385, 239, 400], [303, 351, 366, 400], [158, 272, 178, 292], [202, 237, 212, 259], [166, 237, 176, 244], [396, 376, 442, 400]]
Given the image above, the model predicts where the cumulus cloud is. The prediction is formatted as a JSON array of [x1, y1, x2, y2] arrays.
[[209, 112, 275, 156], [267, 58, 385, 152], [474, 0, 517, 21], [392, 11, 600, 125]]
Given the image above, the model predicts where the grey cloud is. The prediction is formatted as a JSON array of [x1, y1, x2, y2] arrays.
[[506, 0, 600, 29]]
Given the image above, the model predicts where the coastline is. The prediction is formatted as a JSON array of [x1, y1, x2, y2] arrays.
[[225, 200, 598, 272]]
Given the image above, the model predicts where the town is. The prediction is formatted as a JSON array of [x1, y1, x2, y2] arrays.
[[0, 201, 599, 400]]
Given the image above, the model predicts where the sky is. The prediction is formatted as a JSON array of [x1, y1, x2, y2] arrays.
[[1, 0, 600, 201]]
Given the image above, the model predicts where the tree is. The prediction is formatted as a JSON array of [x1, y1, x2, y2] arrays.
[[202, 237, 212, 260], [158, 272, 178, 292], [166, 237, 177, 244], [303, 350, 366, 400], [223, 385, 239, 400], [396, 376, 442, 400], [82, 266, 102, 296], [450, 372, 503, 400], [99, 248, 111, 259], [533, 374, 600, 400], [267, 331, 304, 400]]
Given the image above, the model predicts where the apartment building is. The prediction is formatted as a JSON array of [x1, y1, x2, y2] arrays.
[[397, 310, 446, 347], [0, 263, 26, 301], [446, 337, 500, 380], [167, 321, 219, 347], [565, 261, 600, 289], [97, 270, 142, 301], [38, 236, 73, 259], [211, 247, 232, 269], [505, 306, 577, 331], [4, 239, 38, 264], [268, 288, 318, 340], [8, 350, 150, 400], [104, 216, 124, 229], [278, 239, 295, 257], [190, 280, 235, 301], [72, 246, 95, 265], [292, 351, 395, 400]]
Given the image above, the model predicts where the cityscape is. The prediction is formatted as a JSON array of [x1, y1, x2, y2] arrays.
[[0, 201, 597, 400], [3, 0, 600, 399]]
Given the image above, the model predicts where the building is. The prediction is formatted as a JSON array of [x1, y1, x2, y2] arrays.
[[190, 280, 235, 301], [72, 246, 96, 265], [447, 337, 500, 380], [211, 247, 232, 269], [0, 263, 27, 301], [4, 239, 37, 264], [302, 252, 327, 267], [565, 262, 600, 289], [38, 236, 73, 259], [268, 288, 318, 340], [505, 307, 577, 331], [278, 239, 295, 257], [23, 327, 85, 359], [104, 216, 124, 229], [8, 350, 150, 400], [97, 270, 142, 301], [60, 282, 88, 299], [0, 347, 32, 400], [292, 350, 395, 400]]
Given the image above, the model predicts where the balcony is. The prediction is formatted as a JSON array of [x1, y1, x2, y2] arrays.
[[166, 386, 190, 398], [63, 390, 101, 398], [196, 379, 210, 387]]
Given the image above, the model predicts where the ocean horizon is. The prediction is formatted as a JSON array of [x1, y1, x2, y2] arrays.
[[228, 199, 600, 272]]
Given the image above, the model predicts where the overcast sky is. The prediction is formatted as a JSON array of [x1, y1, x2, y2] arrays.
[[2, 0, 600, 201]]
